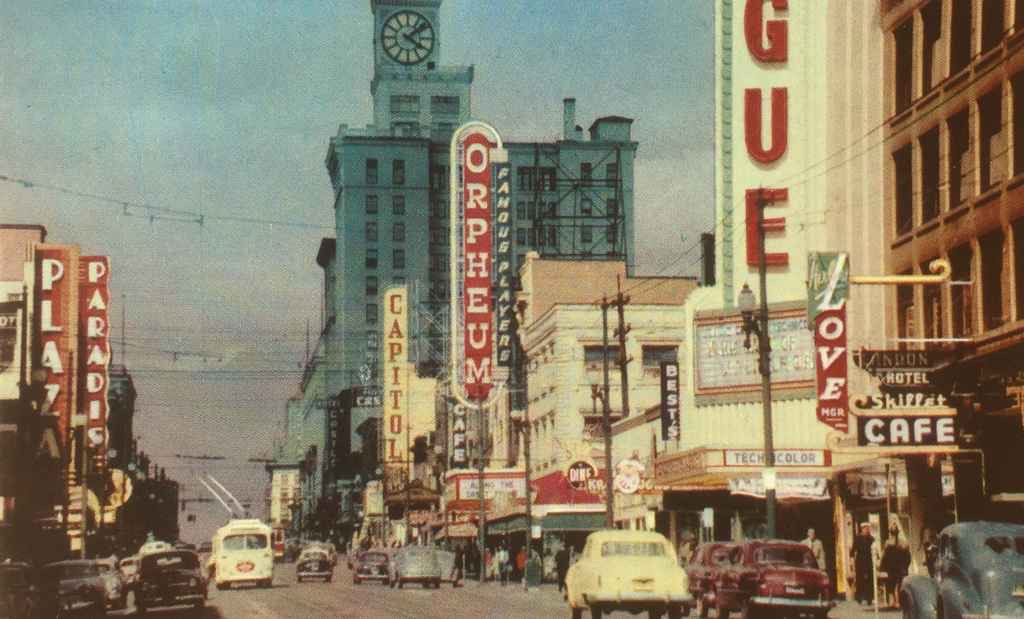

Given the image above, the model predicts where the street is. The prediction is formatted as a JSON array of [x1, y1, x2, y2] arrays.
[[102, 564, 901, 619]]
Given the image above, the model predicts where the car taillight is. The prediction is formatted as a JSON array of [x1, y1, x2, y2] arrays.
[[758, 582, 770, 594]]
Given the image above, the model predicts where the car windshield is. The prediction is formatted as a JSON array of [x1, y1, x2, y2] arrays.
[[984, 536, 1024, 555], [754, 547, 817, 568], [300, 552, 327, 561], [223, 534, 268, 551], [363, 553, 388, 563], [142, 552, 199, 572], [47, 564, 100, 579], [600, 541, 667, 557]]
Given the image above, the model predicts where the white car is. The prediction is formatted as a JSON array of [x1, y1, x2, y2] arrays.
[[566, 530, 692, 619]]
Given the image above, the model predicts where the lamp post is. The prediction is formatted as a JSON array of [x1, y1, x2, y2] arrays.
[[738, 280, 776, 539]]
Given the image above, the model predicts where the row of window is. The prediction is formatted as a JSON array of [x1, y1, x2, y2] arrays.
[[893, 0, 1021, 114], [898, 218, 1024, 340], [390, 94, 460, 116], [583, 344, 678, 369], [365, 194, 405, 215], [893, 74, 1024, 234], [363, 159, 622, 190], [365, 159, 404, 186], [365, 248, 404, 270], [365, 221, 406, 242]]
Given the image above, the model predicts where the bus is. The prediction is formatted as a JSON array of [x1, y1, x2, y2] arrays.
[[207, 519, 274, 590]]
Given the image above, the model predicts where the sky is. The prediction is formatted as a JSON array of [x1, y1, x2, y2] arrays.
[[0, 0, 714, 544]]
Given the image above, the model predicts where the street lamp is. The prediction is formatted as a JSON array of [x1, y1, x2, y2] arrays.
[[738, 282, 776, 539]]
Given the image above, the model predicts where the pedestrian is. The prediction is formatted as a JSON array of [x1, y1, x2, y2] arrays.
[[555, 545, 570, 593], [881, 525, 911, 609], [452, 544, 464, 585], [497, 544, 510, 585], [921, 528, 938, 578], [484, 546, 494, 581], [801, 527, 826, 571], [515, 546, 527, 582], [851, 522, 876, 605]]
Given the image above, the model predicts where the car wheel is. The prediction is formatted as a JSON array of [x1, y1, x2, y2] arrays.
[[669, 605, 685, 619], [590, 604, 604, 619], [572, 607, 583, 619], [740, 601, 761, 619]]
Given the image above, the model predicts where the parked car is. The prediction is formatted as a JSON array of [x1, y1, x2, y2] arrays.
[[37, 560, 108, 616], [0, 561, 36, 619], [391, 546, 442, 589], [686, 542, 736, 618], [565, 530, 692, 619], [118, 555, 140, 591], [135, 549, 207, 613], [95, 557, 127, 611], [353, 550, 391, 585], [296, 548, 334, 583], [901, 521, 1024, 619], [714, 540, 832, 619]]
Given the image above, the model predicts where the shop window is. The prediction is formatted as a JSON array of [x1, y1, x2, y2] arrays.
[[366, 158, 378, 185], [893, 144, 913, 234], [393, 222, 405, 242], [366, 194, 378, 215], [921, 262, 944, 339], [951, 244, 975, 337], [366, 248, 378, 269], [366, 303, 378, 325], [981, 229, 1006, 329], [897, 281, 915, 345], [366, 276, 378, 297], [920, 127, 940, 222], [948, 109, 971, 207], [584, 345, 620, 371], [393, 249, 405, 270], [1014, 74, 1024, 176], [982, 0, 1005, 53], [365, 221, 378, 242], [581, 225, 593, 244], [979, 87, 1006, 192], [922, 1, 942, 94], [951, 0, 972, 74], [393, 194, 405, 216], [1015, 219, 1024, 320], [581, 198, 593, 216], [894, 19, 914, 113], [393, 160, 406, 186]]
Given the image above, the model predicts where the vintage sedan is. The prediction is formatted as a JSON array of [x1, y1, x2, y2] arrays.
[[0, 561, 36, 619], [353, 550, 391, 585], [714, 540, 833, 619], [135, 549, 207, 613], [565, 530, 692, 619], [95, 556, 127, 611], [901, 521, 1024, 619], [37, 560, 108, 615], [391, 546, 442, 589], [687, 542, 737, 618], [296, 548, 334, 583]]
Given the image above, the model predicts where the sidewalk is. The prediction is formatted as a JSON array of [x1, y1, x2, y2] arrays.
[[831, 601, 902, 619]]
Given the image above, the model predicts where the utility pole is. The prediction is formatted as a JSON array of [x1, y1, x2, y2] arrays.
[[613, 275, 631, 417], [600, 298, 614, 528], [477, 402, 486, 583]]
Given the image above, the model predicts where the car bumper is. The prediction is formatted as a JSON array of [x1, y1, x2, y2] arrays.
[[750, 596, 834, 609], [356, 572, 390, 581], [298, 570, 333, 578], [138, 591, 205, 605], [585, 592, 694, 605]]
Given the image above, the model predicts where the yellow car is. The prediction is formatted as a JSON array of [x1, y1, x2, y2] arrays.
[[566, 530, 693, 619]]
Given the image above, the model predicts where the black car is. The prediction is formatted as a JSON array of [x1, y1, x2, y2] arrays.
[[296, 549, 333, 583], [0, 561, 36, 619], [135, 550, 207, 613], [36, 560, 108, 616], [353, 551, 391, 585]]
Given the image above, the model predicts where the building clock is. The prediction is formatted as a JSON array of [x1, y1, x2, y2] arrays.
[[381, 10, 435, 65]]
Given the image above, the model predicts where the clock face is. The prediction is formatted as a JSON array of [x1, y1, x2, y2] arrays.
[[381, 10, 435, 65]]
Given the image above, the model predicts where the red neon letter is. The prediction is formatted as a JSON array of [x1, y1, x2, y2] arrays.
[[745, 188, 789, 267], [745, 88, 788, 163], [744, 0, 788, 62]]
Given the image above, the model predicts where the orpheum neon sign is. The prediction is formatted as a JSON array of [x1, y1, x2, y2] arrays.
[[449, 122, 507, 406]]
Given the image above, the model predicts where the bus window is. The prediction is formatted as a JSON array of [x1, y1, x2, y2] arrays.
[[223, 534, 268, 551]]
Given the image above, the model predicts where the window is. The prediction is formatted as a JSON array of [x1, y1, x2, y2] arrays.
[[897, 281, 915, 343], [366, 276, 378, 297], [366, 194, 378, 215], [528, 228, 537, 246], [951, 0, 972, 74], [581, 162, 592, 184], [601, 542, 666, 557], [581, 225, 593, 244], [642, 345, 678, 369], [517, 167, 535, 191], [921, 127, 940, 223], [922, 261, 944, 339], [982, 0, 1005, 53], [393, 249, 405, 270], [366, 221, 378, 242], [581, 198, 593, 216], [922, 1, 942, 94], [607, 198, 620, 218], [366, 303, 378, 325], [393, 222, 405, 242], [430, 95, 460, 115], [390, 95, 420, 114], [366, 330, 379, 350], [393, 275, 406, 285], [548, 227, 558, 247], [432, 200, 447, 219], [366, 159, 378, 185], [528, 202, 536, 220], [430, 229, 446, 244], [894, 19, 913, 113], [584, 345, 620, 369], [545, 202, 557, 217], [753, 547, 816, 568], [979, 87, 1006, 192], [393, 160, 405, 186], [536, 226, 545, 246], [1015, 219, 1024, 320], [366, 248, 378, 269], [1014, 74, 1024, 176], [431, 123, 456, 140], [430, 253, 445, 272], [392, 122, 419, 137], [393, 194, 405, 215], [539, 167, 557, 191], [430, 165, 447, 190], [517, 202, 526, 219], [517, 229, 527, 244], [607, 225, 618, 246], [223, 535, 269, 551], [893, 144, 913, 234], [951, 244, 974, 337], [948, 110, 971, 206], [606, 163, 619, 183], [981, 229, 1006, 329]]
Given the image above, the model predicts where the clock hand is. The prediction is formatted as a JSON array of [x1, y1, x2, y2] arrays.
[[409, 22, 429, 36]]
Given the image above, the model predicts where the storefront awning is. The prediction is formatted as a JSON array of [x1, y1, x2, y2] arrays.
[[543, 512, 606, 531]]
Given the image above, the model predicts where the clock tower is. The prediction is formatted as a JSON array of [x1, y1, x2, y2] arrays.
[[369, 0, 472, 139]]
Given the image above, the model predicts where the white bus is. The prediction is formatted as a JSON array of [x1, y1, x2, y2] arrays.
[[207, 519, 274, 590]]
